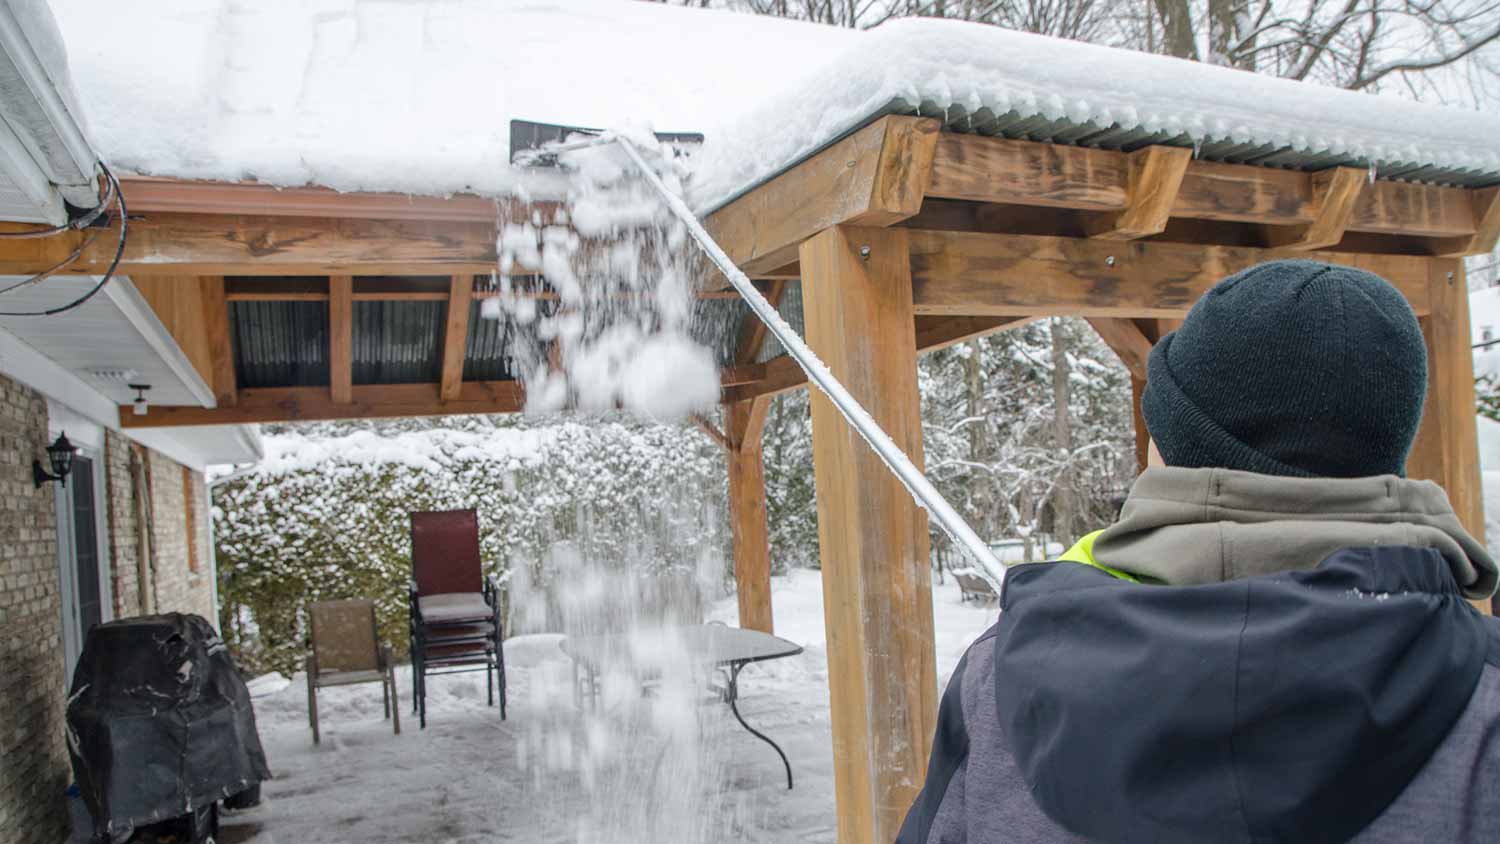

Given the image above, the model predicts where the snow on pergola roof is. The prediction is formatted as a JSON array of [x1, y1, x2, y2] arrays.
[[50, 0, 1500, 210]]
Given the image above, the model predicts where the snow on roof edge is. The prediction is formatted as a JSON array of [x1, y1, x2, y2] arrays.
[[688, 19, 1500, 214]]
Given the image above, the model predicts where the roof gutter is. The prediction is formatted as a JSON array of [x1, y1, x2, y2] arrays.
[[0, 0, 97, 220]]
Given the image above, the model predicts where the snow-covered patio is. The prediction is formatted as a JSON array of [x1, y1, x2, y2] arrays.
[[222, 571, 995, 844]]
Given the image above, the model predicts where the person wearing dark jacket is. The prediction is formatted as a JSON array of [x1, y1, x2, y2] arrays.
[[898, 259, 1500, 844]]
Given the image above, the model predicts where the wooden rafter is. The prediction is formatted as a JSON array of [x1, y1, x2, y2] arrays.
[[704, 115, 940, 276], [906, 229, 1435, 317], [439, 275, 473, 400], [1085, 317, 1155, 380], [120, 176, 535, 222], [925, 133, 1483, 241], [328, 275, 353, 403], [201, 276, 238, 407], [1085, 146, 1192, 240], [1265, 167, 1367, 251]]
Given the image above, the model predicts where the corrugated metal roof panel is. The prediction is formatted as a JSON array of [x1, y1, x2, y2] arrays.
[[352, 301, 443, 385], [230, 300, 329, 388], [465, 305, 524, 381]]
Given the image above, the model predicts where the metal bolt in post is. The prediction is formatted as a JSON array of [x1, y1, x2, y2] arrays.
[[859, 245, 872, 260], [1106, 255, 1116, 267]]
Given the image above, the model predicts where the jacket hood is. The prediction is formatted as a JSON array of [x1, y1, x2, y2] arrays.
[[993, 548, 1490, 844], [1093, 467, 1498, 600]]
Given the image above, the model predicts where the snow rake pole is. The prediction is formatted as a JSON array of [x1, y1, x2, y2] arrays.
[[615, 136, 1007, 589]]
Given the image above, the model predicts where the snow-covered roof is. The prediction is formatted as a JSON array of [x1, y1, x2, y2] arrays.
[[49, 1, 1500, 211]]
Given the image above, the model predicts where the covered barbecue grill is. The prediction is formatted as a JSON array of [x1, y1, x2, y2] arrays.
[[65, 613, 270, 842]]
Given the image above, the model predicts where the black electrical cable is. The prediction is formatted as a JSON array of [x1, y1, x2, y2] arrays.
[[0, 162, 116, 238], [0, 163, 128, 317]]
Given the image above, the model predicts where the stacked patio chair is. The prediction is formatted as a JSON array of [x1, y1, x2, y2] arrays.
[[306, 599, 401, 743], [408, 508, 507, 728]]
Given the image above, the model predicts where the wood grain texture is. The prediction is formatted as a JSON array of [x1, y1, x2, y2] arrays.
[[923, 134, 1478, 238], [735, 280, 786, 364], [1264, 167, 1367, 250], [726, 397, 774, 634], [131, 275, 214, 389], [439, 275, 473, 400], [703, 116, 940, 275], [912, 315, 1030, 353], [907, 229, 1434, 317], [799, 225, 935, 844], [329, 275, 353, 404], [1086, 317, 1154, 379], [1406, 261, 1489, 613], [1436, 187, 1500, 257], [121, 380, 527, 427], [1086, 146, 1192, 240], [200, 276, 237, 407]]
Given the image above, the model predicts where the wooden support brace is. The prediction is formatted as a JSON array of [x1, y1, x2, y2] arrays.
[[1264, 167, 1367, 251], [1085, 146, 1192, 240], [1086, 317, 1155, 380], [329, 275, 353, 404], [201, 276, 238, 407], [440, 275, 473, 400], [735, 279, 787, 365], [1435, 187, 1500, 257], [692, 414, 734, 452]]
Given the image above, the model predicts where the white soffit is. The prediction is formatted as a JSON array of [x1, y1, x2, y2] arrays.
[[0, 274, 214, 408], [125, 424, 263, 473]]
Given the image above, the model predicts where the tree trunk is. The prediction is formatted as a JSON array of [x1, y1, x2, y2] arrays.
[[1050, 318, 1076, 546], [1153, 0, 1200, 59], [963, 339, 988, 540]]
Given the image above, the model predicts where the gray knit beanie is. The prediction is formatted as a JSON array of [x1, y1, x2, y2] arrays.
[[1142, 260, 1427, 478]]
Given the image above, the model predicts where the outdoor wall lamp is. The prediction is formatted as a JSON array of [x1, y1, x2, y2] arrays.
[[34, 432, 78, 488]]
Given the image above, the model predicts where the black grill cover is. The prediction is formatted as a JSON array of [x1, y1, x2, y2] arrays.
[[65, 613, 270, 839]]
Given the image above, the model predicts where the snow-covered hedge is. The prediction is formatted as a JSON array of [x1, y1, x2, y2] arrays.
[[212, 416, 731, 676]]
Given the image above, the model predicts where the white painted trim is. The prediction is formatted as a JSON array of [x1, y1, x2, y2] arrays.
[[105, 276, 217, 408], [0, 114, 62, 222], [54, 448, 109, 680], [0, 323, 119, 427], [0, 1, 97, 181]]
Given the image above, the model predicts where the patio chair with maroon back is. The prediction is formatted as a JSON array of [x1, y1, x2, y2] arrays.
[[408, 509, 507, 728], [307, 599, 400, 744]]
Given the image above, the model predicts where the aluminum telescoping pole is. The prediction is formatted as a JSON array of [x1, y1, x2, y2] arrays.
[[615, 136, 1007, 589]]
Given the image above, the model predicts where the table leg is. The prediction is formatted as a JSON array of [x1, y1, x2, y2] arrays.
[[727, 661, 793, 790]]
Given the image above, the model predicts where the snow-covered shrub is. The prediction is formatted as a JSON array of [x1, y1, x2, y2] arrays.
[[213, 415, 730, 676]]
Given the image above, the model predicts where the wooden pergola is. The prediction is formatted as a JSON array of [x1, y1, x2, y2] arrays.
[[3, 113, 1496, 844]]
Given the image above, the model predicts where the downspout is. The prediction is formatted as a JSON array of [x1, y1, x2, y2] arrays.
[[129, 445, 155, 614]]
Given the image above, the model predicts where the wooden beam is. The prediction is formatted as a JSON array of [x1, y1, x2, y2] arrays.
[[704, 115, 940, 275], [726, 396, 774, 634], [1265, 167, 1367, 250], [440, 275, 473, 400], [1436, 187, 1500, 257], [1086, 317, 1155, 380], [1406, 260, 1488, 613], [735, 280, 787, 364], [120, 176, 534, 223], [121, 381, 526, 427], [1085, 146, 1192, 240], [799, 225, 934, 844], [912, 315, 1029, 353], [722, 356, 807, 403], [0, 213, 500, 276], [329, 275, 353, 404], [907, 229, 1434, 318], [130, 275, 215, 390], [925, 134, 1480, 239], [200, 276, 237, 407]]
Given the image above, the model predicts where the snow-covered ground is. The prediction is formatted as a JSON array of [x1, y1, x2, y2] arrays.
[[222, 569, 996, 844]]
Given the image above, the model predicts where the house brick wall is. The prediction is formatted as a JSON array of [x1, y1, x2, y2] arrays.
[[144, 452, 214, 621], [0, 374, 69, 844], [104, 431, 143, 618]]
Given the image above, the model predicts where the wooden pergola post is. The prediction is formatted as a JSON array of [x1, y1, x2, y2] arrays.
[[727, 397, 774, 633], [800, 224, 936, 844]]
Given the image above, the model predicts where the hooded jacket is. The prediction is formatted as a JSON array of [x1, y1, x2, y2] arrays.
[[898, 468, 1500, 844]]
